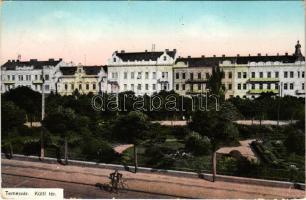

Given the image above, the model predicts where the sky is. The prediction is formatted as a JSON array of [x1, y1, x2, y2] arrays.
[[0, 1, 304, 65]]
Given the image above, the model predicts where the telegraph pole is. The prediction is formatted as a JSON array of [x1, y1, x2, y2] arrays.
[[40, 66, 45, 160]]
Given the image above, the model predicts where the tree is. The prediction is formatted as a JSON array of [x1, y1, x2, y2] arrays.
[[207, 66, 225, 99], [43, 107, 81, 164], [284, 126, 305, 155], [112, 111, 149, 172], [189, 110, 239, 181], [184, 132, 210, 156], [2, 100, 26, 158]]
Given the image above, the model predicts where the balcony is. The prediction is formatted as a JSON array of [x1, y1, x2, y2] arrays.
[[185, 79, 209, 83], [186, 89, 209, 95], [295, 89, 305, 95], [3, 80, 15, 84], [32, 80, 43, 84], [248, 89, 279, 94], [248, 78, 279, 83]]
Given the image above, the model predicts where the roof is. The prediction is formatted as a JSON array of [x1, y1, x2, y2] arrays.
[[176, 54, 304, 67], [83, 66, 103, 75], [2, 58, 62, 70], [115, 49, 176, 62], [59, 67, 77, 75]]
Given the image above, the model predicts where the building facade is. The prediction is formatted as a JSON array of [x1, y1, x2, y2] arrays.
[[57, 65, 107, 95], [1, 58, 64, 94], [106, 49, 177, 95]]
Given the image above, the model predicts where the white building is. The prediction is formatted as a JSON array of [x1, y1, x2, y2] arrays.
[[1, 58, 65, 94], [107, 49, 177, 95]]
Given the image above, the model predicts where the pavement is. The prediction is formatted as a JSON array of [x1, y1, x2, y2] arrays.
[[217, 139, 258, 162], [1, 159, 305, 199]]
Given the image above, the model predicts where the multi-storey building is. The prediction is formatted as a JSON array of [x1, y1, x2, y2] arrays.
[[174, 41, 305, 99], [1, 58, 64, 94], [107, 49, 177, 95], [57, 65, 107, 95]]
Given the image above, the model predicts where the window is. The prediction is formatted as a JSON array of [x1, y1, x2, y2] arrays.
[[197, 84, 201, 90], [290, 71, 294, 78], [112, 72, 118, 79], [19, 75, 23, 81], [45, 74, 49, 80], [238, 72, 241, 78], [12, 75, 15, 81], [228, 72, 232, 79], [267, 83, 271, 90], [243, 72, 247, 79], [162, 72, 168, 79], [275, 71, 279, 78], [26, 75, 31, 81], [284, 83, 288, 90], [190, 73, 193, 80], [259, 83, 263, 90], [124, 72, 128, 79], [176, 84, 179, 90], [145, 84, 149, 90], [252, 84, 255, 89], [152, 84, 156, 90], [71, 84, 74, 90], [163, 56, 167, 61], [182, 84, 185, 90], [298, 71, 300, 78], [267, 72, 271, 78], [65, 84, 68, 90], [251, 72, 255, 78], [228, 84, 232, 90], [182, 73, 186, 79], [131, 72, 135, 79], [78, 68, 82, 73], [302, 72, 305, 78], [131, 84, 135, 91], [124, 84, 127, 91], [222, 73, 225, 79], [198, 73, 201, 79], [259, 72, 263, 78], [113, 57, 116, 62], [284, 71, 288, 78], [290, 83, 294, 90], [237, 84, 241, 90], [35, 75, 38, 80], [152, 72, 156, 79], [275, 84, 279, 90], [176, 73, 179, 79], [302, 83, 304, 90], [93, 84, 96, 90], [8, 75, 11, 80], [137, 72, 142, 79], [243, 84, 247, 90], [145, 72, 149, 79], [86, 84, 89, 90], [45, 85, 49, 91], [79, 84, 82, 90], [190, 85, 193, 91], [137, 84, 141, 90], [35, 85, 38, 90]]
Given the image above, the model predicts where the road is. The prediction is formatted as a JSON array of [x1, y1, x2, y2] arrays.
[[1, 159, 305, 199]]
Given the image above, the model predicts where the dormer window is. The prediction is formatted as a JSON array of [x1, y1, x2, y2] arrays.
[[163, 56, 167, 61], [78, 68, 82, 73], [113, 57, 116, 62]]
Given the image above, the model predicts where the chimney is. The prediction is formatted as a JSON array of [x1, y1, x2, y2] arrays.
[[285, 52, 288, 56], [201, 55, 205, 58], [30, 59, 37, 62], [187, 56, 191, 58], [237, 54, 240, 57], [49, 58, 54, 61], [213, 55, 216, 57], [115, 50, 118, 54], [173, 49, 177, 53], [266, 53, 268, 56], [121, 50, 125, 53], [249, 54, 251, 56], [59, 58, 63, 61], [8, 60, 11, 62], [145, 50, 147, 52], [222, 54, 225, 57], [257, 53, 261, 56], [165, 49, 169, 52], [277, 53, 279, 56], [12, 60, 15, 62]]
